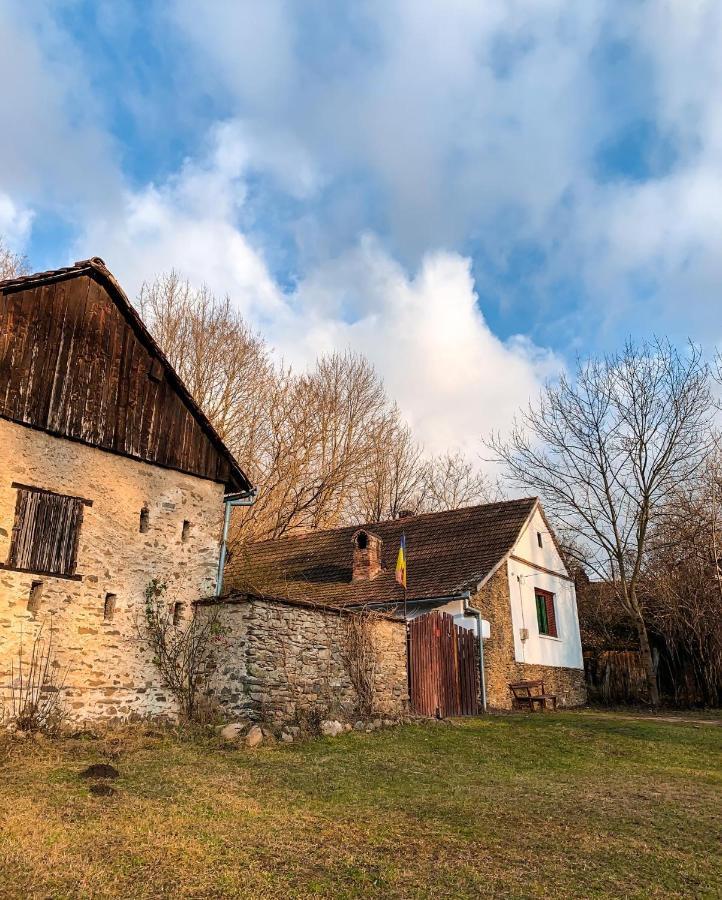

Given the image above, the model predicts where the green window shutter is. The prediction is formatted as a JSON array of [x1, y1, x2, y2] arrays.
[[535, 592, 548, 635]]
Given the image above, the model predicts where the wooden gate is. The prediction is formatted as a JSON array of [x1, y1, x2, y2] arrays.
[[408, 610, 480, 717]]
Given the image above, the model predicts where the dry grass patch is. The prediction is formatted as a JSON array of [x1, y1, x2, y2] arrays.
[[0, 711, 719, 898]]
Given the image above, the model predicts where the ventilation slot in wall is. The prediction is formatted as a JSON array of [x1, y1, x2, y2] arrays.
[[182, 520, 192, 542], [104, 593, 117, 622], [172, 602, 184, 626], [139, 506, 150, 533], [28, 580, 44, 617]]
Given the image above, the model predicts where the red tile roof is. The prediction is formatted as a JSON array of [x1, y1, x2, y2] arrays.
[[226, 497, 538, 607]]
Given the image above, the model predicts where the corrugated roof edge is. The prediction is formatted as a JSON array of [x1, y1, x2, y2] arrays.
[[0, 257, 253, 493]]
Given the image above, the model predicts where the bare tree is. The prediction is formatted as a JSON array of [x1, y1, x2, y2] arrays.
[[138, 271, 506, 548], [422, 450, 502, 512], [138, 272, 276, 461], [0, 237, 28, 280], [237, 352, 396, 540], [354, 417, 426, 523], [640, 461, 722, 705], [489, 339, 713, 705]]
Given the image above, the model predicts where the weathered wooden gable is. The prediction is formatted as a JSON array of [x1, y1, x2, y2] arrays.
[[0, 262, 249, 490]]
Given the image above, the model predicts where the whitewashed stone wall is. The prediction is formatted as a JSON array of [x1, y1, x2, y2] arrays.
[[0, 418, 225, 721], [205, 596, 410, 724]]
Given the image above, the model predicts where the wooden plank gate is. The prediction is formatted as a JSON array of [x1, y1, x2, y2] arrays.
[[408, 610, 480, 717]]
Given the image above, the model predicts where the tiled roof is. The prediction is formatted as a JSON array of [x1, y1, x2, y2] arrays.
[[226, 497, 538, 607]]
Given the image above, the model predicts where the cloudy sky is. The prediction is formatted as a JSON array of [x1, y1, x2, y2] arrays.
[[2, 1, 721, 453]]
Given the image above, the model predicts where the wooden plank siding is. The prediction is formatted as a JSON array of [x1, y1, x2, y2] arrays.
[[0, 268, 249, 490], [408, 610, 480, 717], [6, 488, 85, 577]]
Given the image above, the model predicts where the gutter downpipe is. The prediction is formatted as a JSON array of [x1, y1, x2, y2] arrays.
[[461, 592, 488, 713], [216, 489, 256, 596]]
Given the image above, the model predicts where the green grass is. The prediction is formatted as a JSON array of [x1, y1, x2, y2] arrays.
[[0, 711, 720, 898]]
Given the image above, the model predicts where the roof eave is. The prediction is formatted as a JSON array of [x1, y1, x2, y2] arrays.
[[1, 258, 253, 493]]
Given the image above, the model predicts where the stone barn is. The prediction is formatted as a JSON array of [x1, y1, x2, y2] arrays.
[[0, 258, 253, 721]]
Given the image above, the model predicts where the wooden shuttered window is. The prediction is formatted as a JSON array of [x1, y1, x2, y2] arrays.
[[535, 589, 558, 638], [7, 487, 86, 577]]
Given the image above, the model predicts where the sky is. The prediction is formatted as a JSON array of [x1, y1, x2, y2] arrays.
[[1, 0, 721, 455]]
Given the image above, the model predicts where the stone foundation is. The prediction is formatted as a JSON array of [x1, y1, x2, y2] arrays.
[[203, 595, 410, 724]]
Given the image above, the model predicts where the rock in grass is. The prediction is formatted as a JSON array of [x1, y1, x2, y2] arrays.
[[280, 732, 294, 743], [79, 763, 120, 780], [219, 722, 249, 742], [245, 725, 264, 748], [320, 720, 344, 737]]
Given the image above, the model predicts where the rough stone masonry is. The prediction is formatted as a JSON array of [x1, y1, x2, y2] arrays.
[[0, 418, 225, 722], [201, 595, 410, 725]]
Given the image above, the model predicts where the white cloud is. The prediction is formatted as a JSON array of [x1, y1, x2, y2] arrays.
[[74, 132, 556, 455], [278, 236, 560, 453], [0, 2, 121, 217], [166, 0, 722, 345], [0, 194, 33, 250]]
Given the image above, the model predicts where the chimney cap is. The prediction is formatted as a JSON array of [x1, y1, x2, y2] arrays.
[[397, 509, 416, 519]]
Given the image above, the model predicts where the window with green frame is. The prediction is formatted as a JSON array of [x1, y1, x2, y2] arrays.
[[535, 589, 557, 637]]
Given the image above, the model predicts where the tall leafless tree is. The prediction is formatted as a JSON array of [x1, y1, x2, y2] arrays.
[[139, 271, 505, 546], [640, 462, 722, 705], [489, 339, 713, 705], [138, 271, 275, 461], [422, 450, 502, 512], [0, 237, 27, 280]]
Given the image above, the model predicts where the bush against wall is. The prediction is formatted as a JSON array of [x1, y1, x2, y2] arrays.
[[138, 580, 228, 722], [340, 611, 377, 718], [9, 620, 67, 733]]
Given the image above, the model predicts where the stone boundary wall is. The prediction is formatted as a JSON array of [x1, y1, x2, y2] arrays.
[[478, 567, 587, 709], [203, 596, 410, 724]]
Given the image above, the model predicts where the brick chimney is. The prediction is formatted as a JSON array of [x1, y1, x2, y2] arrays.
[[351, 529, 383, 581]]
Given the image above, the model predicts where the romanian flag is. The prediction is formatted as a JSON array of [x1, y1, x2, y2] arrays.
[[395, 534, 407, 589]]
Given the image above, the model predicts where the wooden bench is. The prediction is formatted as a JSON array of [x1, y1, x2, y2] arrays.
[[509, 680, 557, 711]]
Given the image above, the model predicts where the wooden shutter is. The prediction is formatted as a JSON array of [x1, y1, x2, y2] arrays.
[[535, 589, 557, 637], [7, 488, 85, 576], [545, 594, 558, 637]]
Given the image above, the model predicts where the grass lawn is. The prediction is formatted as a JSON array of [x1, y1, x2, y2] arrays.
[[0, 710, 719, 898]]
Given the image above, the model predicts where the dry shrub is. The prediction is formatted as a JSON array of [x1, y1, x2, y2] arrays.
[[137, 580, 229, 722], [341, 611, 377, 718], [9, 621, 67, 734]]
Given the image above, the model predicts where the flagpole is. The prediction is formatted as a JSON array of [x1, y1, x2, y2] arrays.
[[403, 531, 407, 622]]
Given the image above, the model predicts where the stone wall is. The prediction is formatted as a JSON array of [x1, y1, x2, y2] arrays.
[[0, 418, 225, 722], [204, 596, 410, 724], [477, 566, 586, 709]]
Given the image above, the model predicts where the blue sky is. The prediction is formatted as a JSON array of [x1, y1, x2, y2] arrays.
[[1, 1, 721, 453]]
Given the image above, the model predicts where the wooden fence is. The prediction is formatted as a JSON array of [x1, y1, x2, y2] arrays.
[[408, 610, 480, 717]]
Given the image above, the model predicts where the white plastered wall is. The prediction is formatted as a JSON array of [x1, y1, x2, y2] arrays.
[[506, 507, 583, 669]]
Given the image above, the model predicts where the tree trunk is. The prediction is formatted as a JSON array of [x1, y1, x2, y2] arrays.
[[635, 615, 660, 706]]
